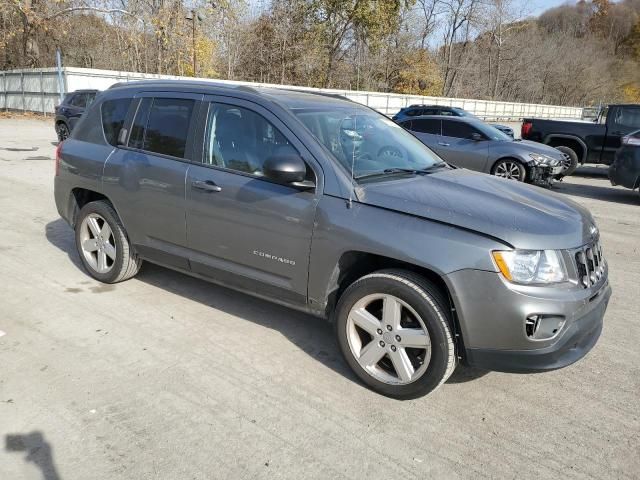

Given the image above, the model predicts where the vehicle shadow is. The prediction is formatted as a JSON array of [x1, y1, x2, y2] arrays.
[[5, 431, 61, 480], [45, 218, 486, 390], [571, 165, 610, 178], [555, 181, 639, 206]]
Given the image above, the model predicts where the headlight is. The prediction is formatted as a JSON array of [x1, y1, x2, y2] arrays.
[[529, 153, 559, 166], [492, 250, 567, 284]]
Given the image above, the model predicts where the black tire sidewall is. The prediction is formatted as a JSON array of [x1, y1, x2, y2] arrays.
[[74, 201, 127, 283], [335, 274, 453, 399], [554, 146, 579, 177], [56, 123, 69, 142]]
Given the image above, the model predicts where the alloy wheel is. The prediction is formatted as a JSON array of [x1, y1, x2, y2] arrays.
[[57, 123, 70, 141], [79, 213, 117, 274], [346, 293, 431, 385], [494, 161, 523, 180]]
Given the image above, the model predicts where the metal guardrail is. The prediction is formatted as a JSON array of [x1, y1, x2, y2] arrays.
[[0, 67, 584, 121]]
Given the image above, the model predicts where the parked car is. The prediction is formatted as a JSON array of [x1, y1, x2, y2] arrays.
[[54, 89, 99, 141], [54, 81, 611, 399], [398, 116, 566, 185], [609, 130, 640, 199], [521, 104, 640, 176], [392, 104, 515, 138]]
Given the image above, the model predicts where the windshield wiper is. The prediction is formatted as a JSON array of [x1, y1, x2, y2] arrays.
[[355, 163, 449, 180]]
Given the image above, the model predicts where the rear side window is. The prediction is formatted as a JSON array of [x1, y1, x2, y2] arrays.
[[128, 98, 195, 158], [412, 118, 441, 134], [69, 93, 89, 108], [442, 120, 479, 139], [101, 98, 132, 146], [613, 107, 640, 129]]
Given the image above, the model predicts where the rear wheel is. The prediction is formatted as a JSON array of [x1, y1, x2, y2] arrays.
[[56, 122, 70, 142], [335, 270, 456, 399], [554, 146, 579, 177], [75, 200, 142, 283], [492, 159, 526, 182]]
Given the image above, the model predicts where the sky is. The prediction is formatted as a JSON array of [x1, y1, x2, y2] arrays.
[[527, 0, 579, 17]]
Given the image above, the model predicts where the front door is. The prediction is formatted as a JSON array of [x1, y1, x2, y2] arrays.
[[185, 97, 320, 305]]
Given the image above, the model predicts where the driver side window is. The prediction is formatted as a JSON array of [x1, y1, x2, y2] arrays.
[[203, 103, 299, 176]]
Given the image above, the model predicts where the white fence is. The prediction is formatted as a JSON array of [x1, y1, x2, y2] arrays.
[[0, 67, 584, 121]]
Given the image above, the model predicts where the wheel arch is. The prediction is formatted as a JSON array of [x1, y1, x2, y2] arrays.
[[489, 156, 529, 174], [544, 135, 587, 164], [68, 188, 113, 227], [325, 251, 464, 353]]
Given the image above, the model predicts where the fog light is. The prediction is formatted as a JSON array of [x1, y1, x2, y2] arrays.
[[525, 315, 565, 340]]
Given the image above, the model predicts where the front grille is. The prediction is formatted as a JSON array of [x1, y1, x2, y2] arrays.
[[575, 240, 605, 288]]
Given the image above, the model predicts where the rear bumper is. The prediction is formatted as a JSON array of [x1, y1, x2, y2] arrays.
[[464, 282, 610, 372]]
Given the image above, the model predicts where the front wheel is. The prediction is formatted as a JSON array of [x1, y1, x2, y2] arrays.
[[492, 159, 526, 182], [335, 270, 456, 399], [75, 200, 142, 283]]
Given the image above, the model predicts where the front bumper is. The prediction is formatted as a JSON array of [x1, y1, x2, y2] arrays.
[[446, 269, 611, 373], [528, 164, 562, 186]]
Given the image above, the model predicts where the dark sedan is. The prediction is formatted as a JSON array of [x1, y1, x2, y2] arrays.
[[399, 116, 566, 186], [609, 130, 640, 200]]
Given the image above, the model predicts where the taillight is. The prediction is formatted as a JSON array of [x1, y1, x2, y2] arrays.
[[55, 142, 63, 176], [521, 121, 533, 138], [622, 135, 640, 146]]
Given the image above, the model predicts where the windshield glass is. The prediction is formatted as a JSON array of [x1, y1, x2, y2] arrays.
[[473, 121, 513, 141], [292, 107, 444, 180]]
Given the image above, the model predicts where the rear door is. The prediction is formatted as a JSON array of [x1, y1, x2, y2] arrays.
[[403, 118, 442, 151], [184, 96, 321, 305], [439, 120, 490, 171], [102, 92, 201, 269]]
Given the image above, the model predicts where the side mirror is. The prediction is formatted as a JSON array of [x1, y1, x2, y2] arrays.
[[471, 132, 485, 141], [263, 153, 315, 189]]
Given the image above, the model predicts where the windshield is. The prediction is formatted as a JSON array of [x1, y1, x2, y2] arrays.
[[473, 121, 513, 141], [292, 107, 444, 180]]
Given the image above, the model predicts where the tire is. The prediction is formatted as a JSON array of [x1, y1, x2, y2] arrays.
[[554, 146, 579, 177], [334, 269, 456, 399], [56, 122, 70, 142], [74, 200, 142, 283], [492, 159, 526, 182]]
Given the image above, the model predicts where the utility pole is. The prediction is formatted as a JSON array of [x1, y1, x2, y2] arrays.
[[185, 9, 206, 78]]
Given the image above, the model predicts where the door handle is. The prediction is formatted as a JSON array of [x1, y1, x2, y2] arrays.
[[191, 180, 222, 193], [438, 142, 450, 146]]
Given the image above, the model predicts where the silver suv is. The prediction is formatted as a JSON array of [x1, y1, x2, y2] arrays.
[[54, 81, 612, 399]]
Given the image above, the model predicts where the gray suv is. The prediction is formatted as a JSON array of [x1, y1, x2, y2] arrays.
[[54, 81, 612, 399]]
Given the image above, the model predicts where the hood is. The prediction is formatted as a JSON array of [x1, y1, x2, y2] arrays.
[[511, 139, 566, 159], [358, 169, 595, 250]]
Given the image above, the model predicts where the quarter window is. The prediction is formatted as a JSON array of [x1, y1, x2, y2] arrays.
[[203, 103, 299, 176], [101, 98, 132, 146]]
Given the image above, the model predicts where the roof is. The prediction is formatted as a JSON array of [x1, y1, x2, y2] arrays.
[[106, 79, 358, 111]]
